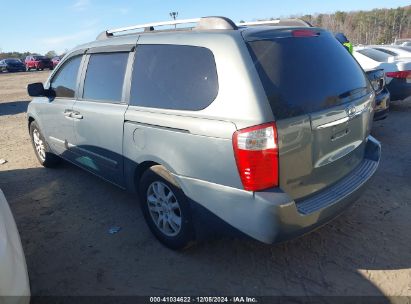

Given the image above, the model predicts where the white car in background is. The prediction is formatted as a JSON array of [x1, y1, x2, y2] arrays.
[[0, 189, 30, 304], [368, 45, 411, 60], [353, 47, 411, 100]]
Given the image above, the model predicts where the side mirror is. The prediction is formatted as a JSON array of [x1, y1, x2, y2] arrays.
[[27, 82, 45, 97], [28, 83, 56, 99]]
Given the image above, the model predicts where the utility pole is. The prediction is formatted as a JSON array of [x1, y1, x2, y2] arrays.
[[170, 12, 178, 28]]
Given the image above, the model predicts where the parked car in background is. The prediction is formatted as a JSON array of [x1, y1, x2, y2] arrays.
[[0, 58, 26, 72], [353, 47, 411, 100], [393, 38, 411, 47], [51, 56, 62, 68], [27, 17, 380, 249], [25, 55, 53, 71], [369, 45, 411, 60], [365, 68, 390, 120], [397, 46, 411, 53], [0, 189, 30, 303]]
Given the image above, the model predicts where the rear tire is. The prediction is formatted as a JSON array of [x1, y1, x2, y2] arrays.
[[29, 121, 61, 168], [139, 165, 195, 250]]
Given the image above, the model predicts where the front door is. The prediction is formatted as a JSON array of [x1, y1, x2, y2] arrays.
[[40, 55, 83, 159]]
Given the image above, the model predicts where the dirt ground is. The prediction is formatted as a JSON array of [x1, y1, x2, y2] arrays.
[[0, 71, 410, 300]]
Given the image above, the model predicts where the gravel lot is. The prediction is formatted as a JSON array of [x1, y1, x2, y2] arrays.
[[0, 71, 410, 300]]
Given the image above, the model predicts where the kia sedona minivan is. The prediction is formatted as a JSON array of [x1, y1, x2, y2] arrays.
[[27, 17, 381, 249]]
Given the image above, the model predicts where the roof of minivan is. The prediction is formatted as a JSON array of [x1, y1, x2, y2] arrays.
[[71, 25, 323, 54]]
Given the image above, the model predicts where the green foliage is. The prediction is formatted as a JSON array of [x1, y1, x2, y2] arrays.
[[45, 50, 57, 58], [0, 50, 62, 60], [0, 51, 36, 61]]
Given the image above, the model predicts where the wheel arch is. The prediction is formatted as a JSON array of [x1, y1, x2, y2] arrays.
[[125, 158, 181, 195], [133, 160, 160, 193], [28, 116, 35, 130]]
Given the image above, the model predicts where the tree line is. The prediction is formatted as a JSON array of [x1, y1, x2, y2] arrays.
[[0, 50, 59, 61], [285, 6, 411, 45]]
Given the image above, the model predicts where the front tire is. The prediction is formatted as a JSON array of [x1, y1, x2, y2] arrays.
[[139, 165, 195, 250], [29, 121, 61, 168]]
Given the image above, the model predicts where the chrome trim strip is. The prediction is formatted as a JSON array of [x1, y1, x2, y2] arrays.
[[49, 136, 65, 144], [315, 117, 350, 129]]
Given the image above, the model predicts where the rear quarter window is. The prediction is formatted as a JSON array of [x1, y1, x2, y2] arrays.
[[130, 45, 218, 111], [247, 31, 369, 119]]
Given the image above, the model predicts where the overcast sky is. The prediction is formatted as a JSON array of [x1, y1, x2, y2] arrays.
[[1, 0, 409, 54]]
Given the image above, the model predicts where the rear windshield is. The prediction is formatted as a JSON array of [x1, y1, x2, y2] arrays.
[[356, 48, 391, 62], [373, 48, 398, 56], [247, 31, 369, 119]]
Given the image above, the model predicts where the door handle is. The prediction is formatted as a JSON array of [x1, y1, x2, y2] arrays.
[[64, 109, 72, 118], [71, 112, 83, 119], [64, 110, 82, 119]]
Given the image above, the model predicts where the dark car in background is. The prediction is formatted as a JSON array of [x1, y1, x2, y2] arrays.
[[0, 58, 26, 72], [365, 68, 390, 120], [25, 55, 53, 71]]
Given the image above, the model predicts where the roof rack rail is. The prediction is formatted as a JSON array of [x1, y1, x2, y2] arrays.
[[96, 16, 238, 40], [237, 19, 313, 28]]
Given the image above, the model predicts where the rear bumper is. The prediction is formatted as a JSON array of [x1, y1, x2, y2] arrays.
[[175, 136, 381, 244], [374, 88, 390, 121], [387, 78, 411, 101]]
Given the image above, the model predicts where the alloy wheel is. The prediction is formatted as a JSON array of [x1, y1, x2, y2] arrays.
[[146, 181, 182, 237], [32, 129, 46, 161]]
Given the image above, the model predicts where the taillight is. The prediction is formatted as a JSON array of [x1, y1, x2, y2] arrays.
[[232, 122, 279, 191], [386, 70, 411, 79], [292, 29, 319, 37]]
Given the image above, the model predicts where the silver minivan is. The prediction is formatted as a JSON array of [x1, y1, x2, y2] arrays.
[[27, 17, 381, 249]]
